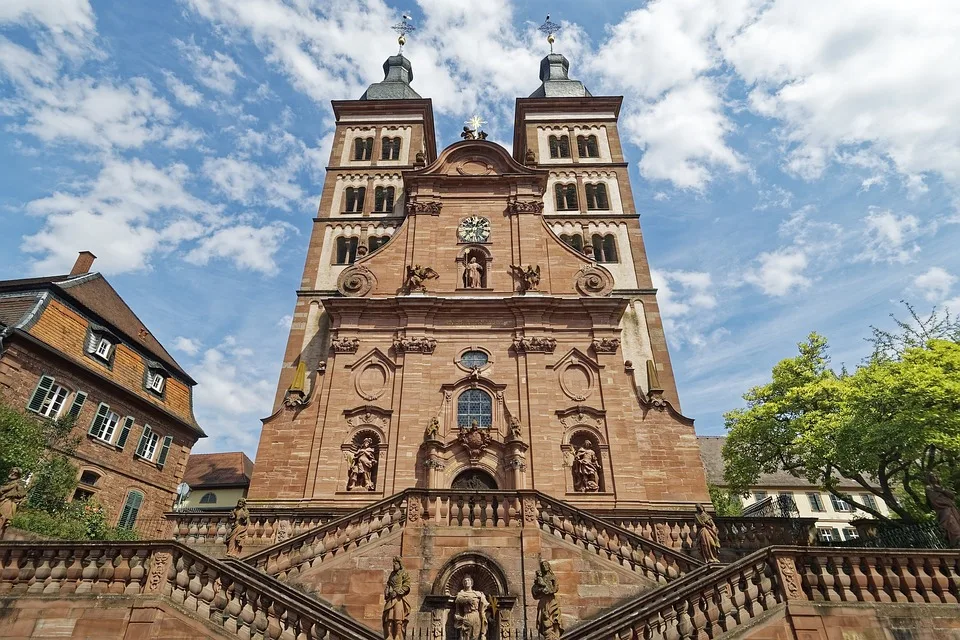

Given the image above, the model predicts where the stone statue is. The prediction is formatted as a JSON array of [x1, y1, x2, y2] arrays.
[[464, 257, 483, 288], [405, 264, 439, 293], [346, 437, 378, 491], [382, 556, 411, 640], [572, 441, 601, 492], [509, 264, 541, 293], [461, 126, 476, 140], [524, 148, 536, 165], [226, 498, 250, 557], [0, 467, 27, 539], [532, 559, 563, 640], [926, 473, 960, 547], [454, 575, 489, 640], [425, 417, 440, 441], [509, 415, 523, 441], [695, 503, 721, 563]]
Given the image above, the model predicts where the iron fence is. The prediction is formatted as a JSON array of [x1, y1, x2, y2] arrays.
[[825, 520, 948, 549]]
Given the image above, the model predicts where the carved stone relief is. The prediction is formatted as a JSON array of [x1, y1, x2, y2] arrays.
[[575, 264, 614, 297], [592, 338, 621, 354], [337, 265, 377, 297], [512, 336, 557, 353], [506, 200, 545, 215], [406, 201, 442, 216], [394, 336, 438, 354], [355, 362, 388, 401], [331, 336, 360, 353]]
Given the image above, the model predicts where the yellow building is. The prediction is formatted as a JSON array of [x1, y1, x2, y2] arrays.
[[178, 451, 252, 510]]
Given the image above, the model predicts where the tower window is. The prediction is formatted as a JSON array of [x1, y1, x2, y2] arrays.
[[577, 135, 600, 158], [374, 186, 395, 213], [335, 237, 359, 264], [585, 183, 610, 210], [344, 187, 366, 213], [457, 389, 492, 428], [353, 137, 373, 161], [381, 137, 401, 160], [368, 235, 390, 252], [560, 234, 584, 252], [591, 234, 618, 263], [554, 183, 578, 211], [548, 135, 571, 159]]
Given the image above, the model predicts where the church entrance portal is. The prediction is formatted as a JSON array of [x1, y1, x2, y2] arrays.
[[451, 469, 497, 490]]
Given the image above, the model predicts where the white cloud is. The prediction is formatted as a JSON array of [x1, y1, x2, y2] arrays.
[[913, 267, 956, 302], [173, 336, 202, 356], [176, 39, 243, 94], [651, 268, 721, 346], [858, 209, 922, 264], [202, 156, 304, 210], [744, 248, 810, 297], [185, 223, 292, 275], [0, 0, 97, 58], [163, 70, 204, 107], [276, 314, 293, 328]]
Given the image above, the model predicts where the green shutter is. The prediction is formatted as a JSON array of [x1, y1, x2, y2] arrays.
[[135, 425, 152, 457], [156, 435, 173, 467], [67, 392, 87, 419], [118, 491, 144, 530], [27, 375, 55, 413], [88, 403, 110, 437], [116, 417, 134, 450]]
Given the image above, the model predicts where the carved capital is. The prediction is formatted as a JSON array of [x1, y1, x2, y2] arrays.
[[406, 201, 442, 216], [331, 337, 360, 353], [393, 336, 438, 354], [507, 200, 544, 215], [512, 336, 557, 353], [592, 338, 621, 354], [506, 459, 527, 472]]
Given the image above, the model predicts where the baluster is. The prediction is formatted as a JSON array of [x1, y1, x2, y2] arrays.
[[484, 495, 494, 527], [495, 495, 506, 527], [930, 557, 958, 604], [28, 548, 54, 594], [109, 548, 131, 594], [222, 578, 242, 634], [451, 496, 462, 526], [75, 549, 99, 594], [832, 555, 853, 601], [893, 556, 919, 602]]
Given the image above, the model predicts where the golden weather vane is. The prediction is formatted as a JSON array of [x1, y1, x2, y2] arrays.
[[538, 14, 561, 53], [392, 13, 416, 54]]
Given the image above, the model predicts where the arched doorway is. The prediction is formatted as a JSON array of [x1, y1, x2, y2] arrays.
[[451, 469, 498, 490]]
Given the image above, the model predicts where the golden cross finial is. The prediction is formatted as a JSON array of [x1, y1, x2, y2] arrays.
[[392, 13, 416, 54], [466, 114, 486, 131], [538, 15, 561, 53]]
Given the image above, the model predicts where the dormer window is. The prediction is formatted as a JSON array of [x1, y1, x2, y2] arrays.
[[95, 337, 112, 359], [143, 361, 169, 397], [85, 324, 118, 367], [381, 137, 401, 161], [148, 374, 165, 393], [549, 135, 571, 159]]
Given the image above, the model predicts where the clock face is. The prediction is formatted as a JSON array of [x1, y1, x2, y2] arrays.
[[457, 216, 491, 243]]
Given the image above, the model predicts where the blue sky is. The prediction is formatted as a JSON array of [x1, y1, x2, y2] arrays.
[[2, 0, 959, 456]]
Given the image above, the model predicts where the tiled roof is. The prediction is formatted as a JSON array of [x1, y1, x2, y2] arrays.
[[0, 273, 190, 381], [0, 295, 39, 328], [182, 452, 254, 488], [698, 436, 868, 490]]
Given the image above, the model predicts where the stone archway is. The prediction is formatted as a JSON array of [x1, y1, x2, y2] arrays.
[[426, 553, 513, 640], [451, 469, 498, 490]]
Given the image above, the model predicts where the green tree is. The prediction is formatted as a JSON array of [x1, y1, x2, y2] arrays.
[[708, 484, 743, 517], [723, 310, 960, 524]]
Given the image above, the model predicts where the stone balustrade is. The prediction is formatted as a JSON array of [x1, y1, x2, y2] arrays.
[[565, 546, 960, 639], [168, 509, 337, 548], [0, 540, 381, 640]]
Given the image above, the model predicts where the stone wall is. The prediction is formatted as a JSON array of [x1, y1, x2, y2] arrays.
[[740, 602, 960, 639]]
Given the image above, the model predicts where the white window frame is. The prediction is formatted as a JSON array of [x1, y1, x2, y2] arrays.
[[95, 337, 112, 359], [140, 431, 160, 461], [817, 527, 835, 543], [39, 384, 69, 418], [830, 494, 853, 512], [842, 527, 859, 541], [93, 411, 121, 443], [148, 372, 165, 393]]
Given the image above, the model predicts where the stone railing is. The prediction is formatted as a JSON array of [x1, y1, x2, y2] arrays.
[[242, 490, 701, 586], [566, 546, 960, 639], [167, 509, 337, 548], [0, 540, 381, 640]]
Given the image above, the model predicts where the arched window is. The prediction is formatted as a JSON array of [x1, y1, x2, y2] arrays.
[[79, 470, 101, 486], [117, 490, 144, 530], [592, 234, 618, 263], [381, 137, 401, 160], [452, 469, 498, 490], [585, 183, 610, 210], [353, 137, 373, 161], [560, 234, 584, 252], [374, 186, 395, 213], [344, 186, 366, 213], [368, 235, 390, 252], [457, 389, 492, 428], [554, 183, 578, 211], [335, 237, 359, 264], [548, 135, 571, 159], [577, 134, 600, 158], [199, 492, 218, 504]]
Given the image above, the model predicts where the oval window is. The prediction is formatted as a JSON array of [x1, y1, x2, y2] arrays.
[[460, 350, 489, 370]]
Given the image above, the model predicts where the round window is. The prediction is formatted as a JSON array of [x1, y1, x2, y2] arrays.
[[460, 350, 489, 370]]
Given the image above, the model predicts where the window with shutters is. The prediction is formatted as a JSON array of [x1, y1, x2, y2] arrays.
[[117, 491, 144, 530], [335, 237, 359, 265], [26, 376, 70, 419], [199, 492, 218, 504], [830, 494, 853, 512], [585, 183, 610, 210], [591, 234, 618, 263], [344, 186, 365, 213], [353, 136, 373, 161], [577, 135, 599, 158], [381, 137, 401, 160], [90, 406, 121, 443], [807, 492, 826, 512], [554, 183, 578, 211], [140, 431, 160, 461], [374, 186, 395, 213], [548, 135, 571, 159], [816, 527, 838, 543]]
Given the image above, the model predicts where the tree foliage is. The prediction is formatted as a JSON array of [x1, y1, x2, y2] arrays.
[[723, 306, 960, 523], [708, 484, 743, 517]]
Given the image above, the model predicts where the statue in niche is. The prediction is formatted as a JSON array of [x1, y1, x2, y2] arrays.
[[346, 437, 378, 491], [695, 504, 721, 563], [226, 498, 250, 557], [926, 473, 960, 547], [382, 556, 411, 640], [532, 559, 563, 640], [454, 575, 489, 640], [464, 256, 484, 289], [572, 440, 601, 492], [0, 468, 27, 539]]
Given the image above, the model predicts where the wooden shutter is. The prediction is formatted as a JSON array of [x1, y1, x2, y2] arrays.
[[118, 492, 144, 529], [67, 391, 87, 419], [135, 425, 153, 457], [116, 417, 134, 450], [88, 402, 110, 436], [27, 375, 55, 413], [156, 435, 173, 467]]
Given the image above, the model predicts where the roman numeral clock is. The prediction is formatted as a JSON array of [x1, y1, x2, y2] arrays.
[[457, 216, 491, 243]]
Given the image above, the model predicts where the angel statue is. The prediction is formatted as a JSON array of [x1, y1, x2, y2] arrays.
[[509, 264, 541, 293], [405, 264, 439, 293]]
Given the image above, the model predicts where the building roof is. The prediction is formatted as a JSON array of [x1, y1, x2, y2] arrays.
[[528, 53, 592, 98], [360, 54, 421, 100], [182, 452, 254, 489], [0, 272, 191, 382], [698, 436, 868, 490]]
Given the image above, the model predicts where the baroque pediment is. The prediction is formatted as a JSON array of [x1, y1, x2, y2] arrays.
[[405, 140, 546, 181]]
